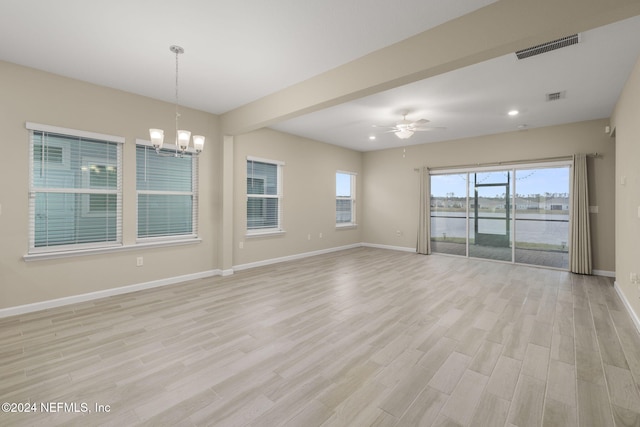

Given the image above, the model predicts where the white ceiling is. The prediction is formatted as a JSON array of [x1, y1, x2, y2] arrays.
[[272, 15, 640, 151], [1, 1, 640, 152]]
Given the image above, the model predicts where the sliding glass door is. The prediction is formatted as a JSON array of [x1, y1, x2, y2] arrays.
[[431, 174, 467, 256], [513, 167, 570, 268], [469, 171, 513, 262], [430, 163, 571, 269]]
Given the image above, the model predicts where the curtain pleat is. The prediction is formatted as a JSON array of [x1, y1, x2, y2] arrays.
[[570, 154, 592, 274], [417, 166, 431, 255]]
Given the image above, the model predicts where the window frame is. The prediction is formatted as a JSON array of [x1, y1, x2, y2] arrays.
[[246, 156, 285, 236], [26, 122, 124, 255], [135, 139, 199, 243], [336, 170, 357, 228]]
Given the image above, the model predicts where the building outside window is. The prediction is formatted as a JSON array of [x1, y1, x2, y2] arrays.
[[136, 143, 198, 240], [28, 123, 123, 253]]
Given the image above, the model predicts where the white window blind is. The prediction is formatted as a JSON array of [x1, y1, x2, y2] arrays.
[[136, 144, 198, 240], [336, 171, 356, 225], [28, 124, 123, 253], [247, 158, 283, 233]]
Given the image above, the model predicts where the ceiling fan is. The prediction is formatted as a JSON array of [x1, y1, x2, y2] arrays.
[[374, 113, 444, 139]]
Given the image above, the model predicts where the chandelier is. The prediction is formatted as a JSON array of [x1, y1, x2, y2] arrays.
[[149, 45, 204, 156]]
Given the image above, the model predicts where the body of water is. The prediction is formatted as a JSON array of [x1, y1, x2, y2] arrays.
[[431, 211, 569, 246]]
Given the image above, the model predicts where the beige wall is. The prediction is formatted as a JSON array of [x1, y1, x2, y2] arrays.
[[0, 60, 221, 309], [0, 60, 365, 311], [362, 119, 616, 273], [232, 129, 362, 267], [0, 58, 624, 313], [611, 55, 640, 319]]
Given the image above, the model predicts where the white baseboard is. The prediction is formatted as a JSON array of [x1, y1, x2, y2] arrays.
[[614, 281, 640, 334], [6, 242, 603, 320], [2, 244, 368, 319], [233, 244, 362, 272], [0, 269, 222, 319], [360, 242, 416, 253], [593, 269, 616, 278]]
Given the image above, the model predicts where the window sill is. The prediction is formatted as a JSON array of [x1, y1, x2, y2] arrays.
[[336, 223, 357, 230], [23, 238, 202, 262], [246, 229, 286, 238]]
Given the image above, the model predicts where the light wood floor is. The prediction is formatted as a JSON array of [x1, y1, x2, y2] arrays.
[[2, 247, 640, 426]]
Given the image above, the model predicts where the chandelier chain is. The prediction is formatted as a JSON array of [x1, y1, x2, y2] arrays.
[[175, 47, 180, 137]]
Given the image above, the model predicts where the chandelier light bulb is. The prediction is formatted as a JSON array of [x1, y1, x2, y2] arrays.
[[193, 135, 205, 152], [177, 130, 191, 152], [149, 129, 164, 149]]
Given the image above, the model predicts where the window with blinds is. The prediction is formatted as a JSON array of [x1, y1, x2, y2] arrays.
[[27, 123, 123, 253], [336, 171, 356, 226], [247, 157, 283, 233], [136, 144, 198, 240]]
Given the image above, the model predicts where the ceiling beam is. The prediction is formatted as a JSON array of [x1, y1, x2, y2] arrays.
[[221, 0, 640, 135]]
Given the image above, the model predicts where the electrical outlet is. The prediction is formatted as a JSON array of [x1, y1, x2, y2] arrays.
[[307, 234, 311, 241], [136, 257, 143, 267], [319, 232, 323, 239], [239, 241, 244, 249]]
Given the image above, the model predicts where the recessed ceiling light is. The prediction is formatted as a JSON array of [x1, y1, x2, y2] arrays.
[[508, 110, 519, 116], [369, 136, 376, 140]]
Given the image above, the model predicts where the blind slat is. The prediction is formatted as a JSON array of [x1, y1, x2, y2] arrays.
[[136, 145, 198, 239], [247, 159, 282, 231], [30, 130, 122, 251]]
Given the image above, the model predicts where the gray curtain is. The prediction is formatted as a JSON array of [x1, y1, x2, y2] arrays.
[[570, 153, 592, 274], [417, 166, 431, 255]]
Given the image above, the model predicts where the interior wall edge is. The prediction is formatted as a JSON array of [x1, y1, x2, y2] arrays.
[[360, 243, 416, 253], [1, 241, 618, 320], [233, 243, 363, 272], [0, 269, 222, 320], [614, 281, 640, 334], [592, 269, 616, 278]]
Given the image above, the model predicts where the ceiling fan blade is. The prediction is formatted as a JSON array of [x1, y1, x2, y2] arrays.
[[374, 116, 443, 134], [412, 126, 446, 131], [372, 124, 398, 130]]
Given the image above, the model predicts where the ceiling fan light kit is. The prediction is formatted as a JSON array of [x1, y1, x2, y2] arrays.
[[375, 112, 444, 140], [396, 129, 414, 139]]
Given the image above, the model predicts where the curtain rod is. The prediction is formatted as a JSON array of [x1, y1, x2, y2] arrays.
[[413, 152, 601, 172]]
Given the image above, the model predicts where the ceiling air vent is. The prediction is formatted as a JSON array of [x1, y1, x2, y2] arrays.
[[515, 34, 580, 60], [546, 91, 566, 101]]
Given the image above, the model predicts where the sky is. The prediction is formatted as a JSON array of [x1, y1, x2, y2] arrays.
[[431, 167, 570, 198], [334, 167, 570, 198], [336, 172, 352, 197]]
